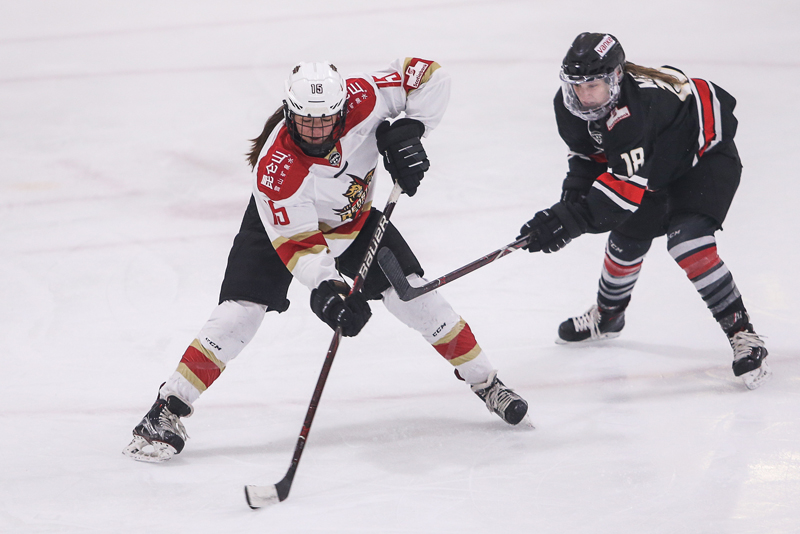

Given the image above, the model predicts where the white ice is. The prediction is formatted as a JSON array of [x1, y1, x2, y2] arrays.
[[2, 1, 799, 532]]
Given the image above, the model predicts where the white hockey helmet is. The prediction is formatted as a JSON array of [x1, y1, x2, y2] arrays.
[[283, 62, 348, 156]]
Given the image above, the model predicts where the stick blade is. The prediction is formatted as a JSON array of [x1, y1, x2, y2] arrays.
[[245, 484, 280, 509], [377, 248, 414, 301]]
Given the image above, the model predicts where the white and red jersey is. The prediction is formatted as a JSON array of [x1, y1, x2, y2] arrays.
[[252, 58, 450, 290]]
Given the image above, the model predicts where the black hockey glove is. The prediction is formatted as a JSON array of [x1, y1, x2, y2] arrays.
[[310, 280, 372, 337], [518, 201, 589, 254], [375, 118, 430, 197]]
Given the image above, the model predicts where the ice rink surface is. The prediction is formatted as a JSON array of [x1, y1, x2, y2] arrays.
[[2, 1, 799, 532]]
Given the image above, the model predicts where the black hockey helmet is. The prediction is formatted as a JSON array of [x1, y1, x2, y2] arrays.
[[559, 33, 626, 121], [561, 32, 625, 79]]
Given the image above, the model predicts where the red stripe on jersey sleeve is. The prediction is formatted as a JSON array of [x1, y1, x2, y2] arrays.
[[179, 345, 222, 389], [274, 232, 328, 265], [596, 172, 645, 205], [692, 78, 716, 157], [678, 246, 721, 280]]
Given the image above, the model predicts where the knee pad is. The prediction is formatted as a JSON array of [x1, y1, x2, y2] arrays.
[[607, 230, 652, 263], [197, 300, 266, 365], [667, 214, 717, 248]]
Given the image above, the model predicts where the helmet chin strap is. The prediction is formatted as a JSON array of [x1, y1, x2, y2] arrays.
[[298, 139, 335, 158]]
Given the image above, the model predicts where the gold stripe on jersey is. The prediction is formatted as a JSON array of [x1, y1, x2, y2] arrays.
[[272, 230, 329, 273], [284, 245, 328, 273], [270, 230, 322, 250], [320, 201, 373, 239]]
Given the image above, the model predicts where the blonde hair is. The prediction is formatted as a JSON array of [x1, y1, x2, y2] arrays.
[[624, 62, 682, 86]]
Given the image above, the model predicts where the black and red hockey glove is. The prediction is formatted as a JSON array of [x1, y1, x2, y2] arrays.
[[376, 118, 430, 197], [311, 280, 372, 337], [518, 201, 589, 253]]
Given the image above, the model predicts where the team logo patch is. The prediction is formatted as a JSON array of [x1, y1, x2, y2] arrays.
[[333, 168, 374, 222], [594, 35, 616, 58], [606, 106, 630, 131], [326, 146, 342, 167]]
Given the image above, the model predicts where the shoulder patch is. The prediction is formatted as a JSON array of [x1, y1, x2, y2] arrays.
[[256, 128, 310, 201], [606, 106, 631, 131], [401, 58, 440, 94], [343, 77, 377, 135]]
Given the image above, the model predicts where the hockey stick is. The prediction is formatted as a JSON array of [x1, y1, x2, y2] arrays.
[[377, 235, 530, 302], [245, 182, 403, 509]]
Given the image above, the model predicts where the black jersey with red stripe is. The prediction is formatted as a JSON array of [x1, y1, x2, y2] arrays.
[[553, 67, 738, 233]]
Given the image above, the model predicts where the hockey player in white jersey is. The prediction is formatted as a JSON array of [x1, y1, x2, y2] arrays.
[[123, 59, 529, 463]]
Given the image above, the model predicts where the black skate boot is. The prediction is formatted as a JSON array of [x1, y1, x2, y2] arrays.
[[729, 328, 771, 390], [122, 388, 192, 463], [470, 371, 529, 425], [556, 304, 625, 344]]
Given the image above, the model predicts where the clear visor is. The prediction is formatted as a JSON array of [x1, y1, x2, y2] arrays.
[[560, 66, 622, 121]]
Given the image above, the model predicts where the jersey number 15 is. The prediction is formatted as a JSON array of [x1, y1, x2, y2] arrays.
[[268, 200, 290, 226]]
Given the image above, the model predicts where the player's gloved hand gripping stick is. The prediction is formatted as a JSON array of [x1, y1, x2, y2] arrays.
[[377, 234, 531, 302], [244, 182, 403, 509]]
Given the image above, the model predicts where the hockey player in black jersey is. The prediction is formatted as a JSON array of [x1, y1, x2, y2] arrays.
[[516, 32, 770, 390]]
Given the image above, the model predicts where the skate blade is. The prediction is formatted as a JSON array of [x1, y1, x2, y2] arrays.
[[122, 436, 176, 463], [245, 484, 280, 509], [517, 414, 535, 429], [554, 331, 622, 345], [742, 361, 772, 390]]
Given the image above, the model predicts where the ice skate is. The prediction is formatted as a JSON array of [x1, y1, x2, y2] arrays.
[[556, 304, 625, 344], [471, 371, 529, 425], [123, 390, 192, 463], [729, 329, 771, 390]]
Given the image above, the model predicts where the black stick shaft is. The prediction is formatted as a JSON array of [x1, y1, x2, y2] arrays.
[[272, 183, 403, 502], [379, 235, 530, 301]]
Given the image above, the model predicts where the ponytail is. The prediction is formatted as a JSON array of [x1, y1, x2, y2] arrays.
[[624, 62, 682, 86], [246, 106, 285, 170]]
